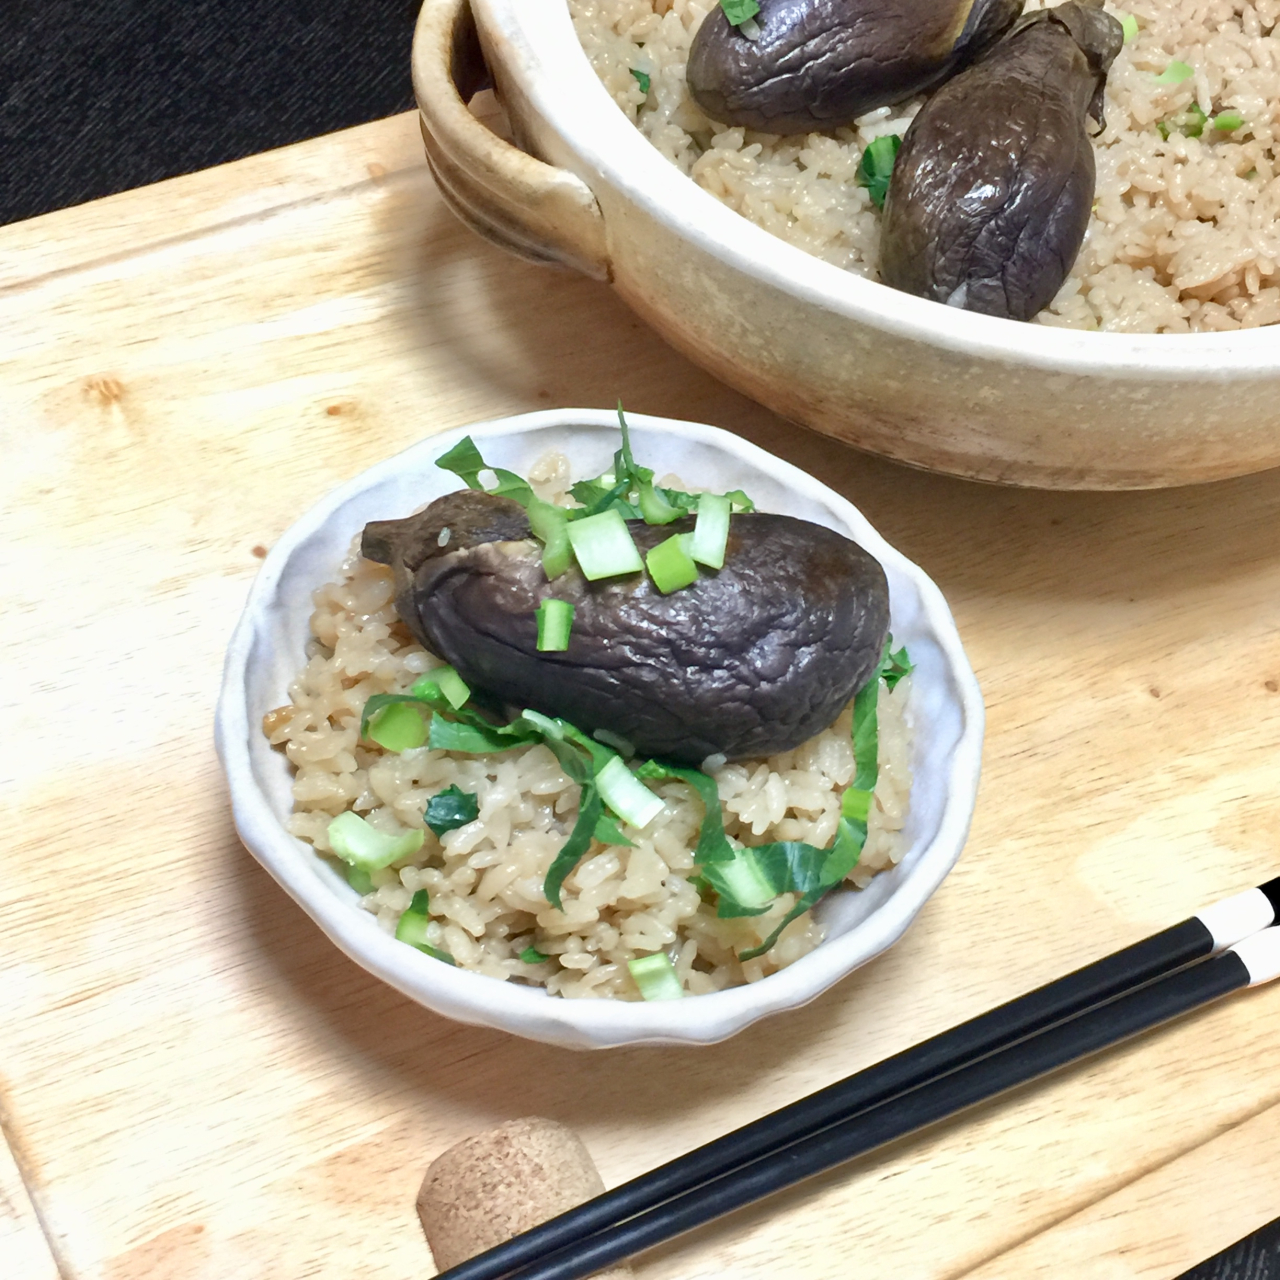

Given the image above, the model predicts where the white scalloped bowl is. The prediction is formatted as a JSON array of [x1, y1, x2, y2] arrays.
[[215, 409, 984, 1049]]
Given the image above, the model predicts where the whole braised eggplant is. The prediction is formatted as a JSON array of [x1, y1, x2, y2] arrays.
[[362, 490, 890, 765], [879, 0, 1122, 321], [687, 0, 1021, 135]]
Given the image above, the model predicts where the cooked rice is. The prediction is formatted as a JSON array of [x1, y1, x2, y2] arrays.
[[571, 0, 1280, 331], [267, 451, 913, 1000]]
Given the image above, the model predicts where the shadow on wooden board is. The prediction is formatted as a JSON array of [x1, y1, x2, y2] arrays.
[[1177, 1216, 1280, 1280]]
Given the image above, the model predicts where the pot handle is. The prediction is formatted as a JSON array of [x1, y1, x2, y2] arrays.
[[412, 0, 610, 280]]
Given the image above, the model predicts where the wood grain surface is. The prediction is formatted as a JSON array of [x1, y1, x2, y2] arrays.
[[3, 110, 1280, 1280]]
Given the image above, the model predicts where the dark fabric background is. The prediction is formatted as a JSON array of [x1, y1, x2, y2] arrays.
[[1, 4, 1278, 1275], [0, 0, 419, 225]]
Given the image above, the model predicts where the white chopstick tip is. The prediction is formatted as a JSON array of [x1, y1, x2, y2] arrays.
[[1230, 927, 1280, 986], [1196, 886, 1277, 951]]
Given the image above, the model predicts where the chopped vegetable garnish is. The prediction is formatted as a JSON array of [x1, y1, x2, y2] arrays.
[[720, 0, 761, 27], [344, 864, 374, 895], [1158, 102, 1206, 139], [566, 509, 644, 580], [395, 889, 456, 963], [328, 812, 424, 871], [707, 847, 776, 912], [425, 784, 480, 837], [593, 813, 635, 847], [628, 952, 684, 1000], [691, 493, 731, 569], [435, 436, 534, 507], [412, 666, 470, 711], [520, 946, 550, 964], [856, 134, 902, 210], [1214, 109, 1245, 131], [1155, 60, 1194, 85], [646, 532, 699, 594], [637, 482, 682, 524], [528, 498, 574, 579], [630, 68, 651, 94], [1120, 12, 1138, 41], [366, 700, 428, 752], [596, 756, 665, 829], [536, 597, 575, 651]]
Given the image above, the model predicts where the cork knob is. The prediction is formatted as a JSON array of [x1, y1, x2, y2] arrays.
[[417, 1116, 632, 1279]]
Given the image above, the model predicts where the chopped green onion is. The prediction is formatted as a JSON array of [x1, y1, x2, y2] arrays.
[[328, 812, 424, 871], [1155, 60, 1194, 85], [720, 0, 761, 26], [596, 756, 664, 829], [856, 134, 902, 209], [528, 497, 573, 579], [425, 784, 480, 837], [566, 509, 643, 580], [628, 952, 684, 1000], [344, 864, 374, 895], [536, 598, 575, 651], [593, 813, 635, 847], [365, 700, 428, 753], [630, 68, 651, 95], [646, 532, 699, 594], [1120, 12, 1138, 41], [520, 946, 550, 964], [711, 849, 776, 910], [395, 890, 456, 963], [411, 666, 470, 710], [690, 493, 731, 569], [1213, 109, 1245, 131], [637, 482, 683, 525]]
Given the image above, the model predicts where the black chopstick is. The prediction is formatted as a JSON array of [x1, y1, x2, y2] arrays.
[[437, 877, 1280, 1280], [494, 926, 1280, 1280]]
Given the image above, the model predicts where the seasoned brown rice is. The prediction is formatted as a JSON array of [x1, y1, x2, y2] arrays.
[[571, 0, 1280, 331], [265, 452, 914, 1000]]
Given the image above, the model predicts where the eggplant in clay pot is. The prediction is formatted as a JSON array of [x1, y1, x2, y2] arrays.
[[879, 0, 1123, 321], [362, 489, 890, 766], [686, 0, 1022, 134]]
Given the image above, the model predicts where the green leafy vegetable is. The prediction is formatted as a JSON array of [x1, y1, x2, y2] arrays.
[[328, 812, 424, 871], [690, 493, 731, 569], [1155, 60, 1194, 85], [1120, 12, 1138, 41], [637, 482, 683, 525], [630, 68, 651, 94], [593, 814, 635, 847], [856, 135, 902, 210], [528, 498, 574, 579], [1157, 102, 1207, 139], [629, 952, 684, 1000], [364, 699, 428, 752], [344, 864, 374, 895], [567, 509, 644, 580], [1213, 109, 1245, 131], [413, 667, 471, 711], [425, 785, 480, 838], [536, 598, 575, 651], [520, 946, 550, 964], [394, 889, 456, 963], [595, 756, 664, 829], [646, 532, 699, 594]]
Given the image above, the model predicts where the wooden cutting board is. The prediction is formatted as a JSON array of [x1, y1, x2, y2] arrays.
[[3, 110, 1280, 1280]]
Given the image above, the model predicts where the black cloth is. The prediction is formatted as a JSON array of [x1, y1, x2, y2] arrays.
[[0, 0, 418, 225]]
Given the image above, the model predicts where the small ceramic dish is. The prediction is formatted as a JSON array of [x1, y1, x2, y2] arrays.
[[215, 409, 984, 1049]]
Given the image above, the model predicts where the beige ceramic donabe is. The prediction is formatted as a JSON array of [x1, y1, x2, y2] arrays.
[[413, 0, 1280, 489]]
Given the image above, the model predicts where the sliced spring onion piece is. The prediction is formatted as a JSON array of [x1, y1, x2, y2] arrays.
[[856, 134, 902, 210], [690, 493, 731, 569], [596, 756, 665, 829], [646, 532, 699, 594], [630, 68, 650, 94], [395, 890, 456, 963], [739, 15, 762, 38], [344, 864, 374, 895], [1120, 12, 1138, 41], [566, 509, 643, 580], [1155, 60, 1194, 84], [528, 497, 574, 579], [520, 946, 550, 964], [592, 727, 635, 758], [411, 666, 470, 711], [628, 952, 684, 1000], [536, 598, 575, 651], [366, 700, 428, 753], [1214, 109, 1245, 131], [711, 849, 776, 911], [328, 812, 424, 871], [637, 481, 683, 524], [425, 784, 479, 837]]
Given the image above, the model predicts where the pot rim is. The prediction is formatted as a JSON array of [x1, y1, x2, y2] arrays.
[[477, 0, 1280, 376]]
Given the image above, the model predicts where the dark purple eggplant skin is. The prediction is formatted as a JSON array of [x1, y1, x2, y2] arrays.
[[879, 0, 1122, 322], [686, 0, 1021, 135], [361, 490, 891, 765]]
